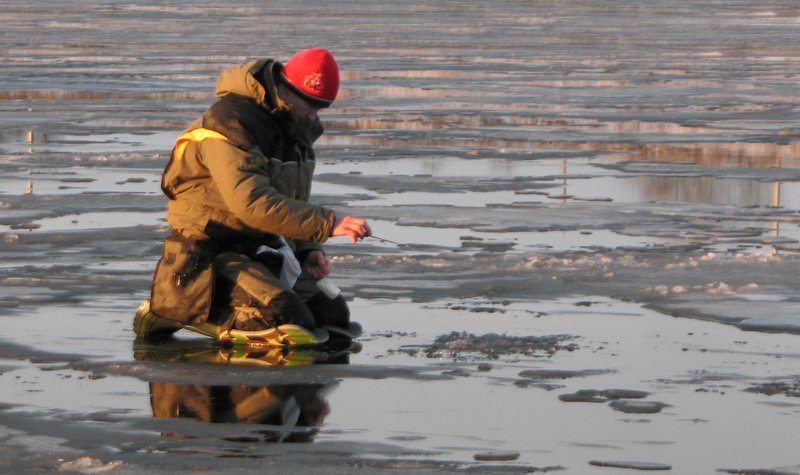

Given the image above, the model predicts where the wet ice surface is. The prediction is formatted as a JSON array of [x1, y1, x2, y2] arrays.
[[2, 0, 800, 473]]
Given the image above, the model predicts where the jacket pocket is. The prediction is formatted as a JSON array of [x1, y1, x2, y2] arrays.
[[150, 235, 217, 323]]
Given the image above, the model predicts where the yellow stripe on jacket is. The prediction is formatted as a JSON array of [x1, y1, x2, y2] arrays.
[[172, 128, 229, 162]]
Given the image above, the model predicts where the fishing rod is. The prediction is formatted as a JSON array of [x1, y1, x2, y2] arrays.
[[368, 234, 401, 245]]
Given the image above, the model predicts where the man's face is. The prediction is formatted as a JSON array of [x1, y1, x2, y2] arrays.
[[278, 84, 323, 123]]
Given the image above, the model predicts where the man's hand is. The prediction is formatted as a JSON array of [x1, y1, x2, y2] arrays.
[[332, 215, 372, 244], [303, 250, 331, 279]]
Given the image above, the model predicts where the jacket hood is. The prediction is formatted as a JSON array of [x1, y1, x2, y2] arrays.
[[215, 58, 276, 107]]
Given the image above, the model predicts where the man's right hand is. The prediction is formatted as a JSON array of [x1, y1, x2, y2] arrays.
[[332, 215, 372, 243]]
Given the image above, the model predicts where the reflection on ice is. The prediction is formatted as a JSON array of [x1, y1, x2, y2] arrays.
[[320, 134, 800, 170], [570, 175, 797, 208]]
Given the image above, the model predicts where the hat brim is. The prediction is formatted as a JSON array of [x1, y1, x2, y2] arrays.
[[278, 71, 334, 109]]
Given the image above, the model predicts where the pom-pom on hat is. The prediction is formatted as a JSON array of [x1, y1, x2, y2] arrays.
[[280, 48, 339, 107]]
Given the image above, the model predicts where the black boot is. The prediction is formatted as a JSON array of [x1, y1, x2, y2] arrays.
[[305, 292, 350, 328]]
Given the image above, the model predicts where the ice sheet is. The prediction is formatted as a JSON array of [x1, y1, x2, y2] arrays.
[[1, 0, 799, 473]]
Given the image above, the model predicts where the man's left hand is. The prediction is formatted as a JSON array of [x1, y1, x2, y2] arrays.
[[304, 250, 331, 279]]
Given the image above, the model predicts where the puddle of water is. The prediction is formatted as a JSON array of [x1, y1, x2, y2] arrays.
[[0, 363, 150, 416], [0, 128, 180, 154], [0, 166, 163, 196], [357, 219, 680, 254], [315, 155, 800, 213], [17, 212, 164, 233], [317, 155, 590, 178]]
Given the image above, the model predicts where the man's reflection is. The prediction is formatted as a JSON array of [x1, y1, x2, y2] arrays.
[[149, 381, 334, 442], [134, 339, 358, 443]]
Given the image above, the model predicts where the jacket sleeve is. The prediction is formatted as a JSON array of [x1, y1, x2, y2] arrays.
[[200, 138, 335, 243], [294, 239, 325, 262]]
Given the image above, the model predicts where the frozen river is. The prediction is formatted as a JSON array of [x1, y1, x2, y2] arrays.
[[1, 1, 799, 474]]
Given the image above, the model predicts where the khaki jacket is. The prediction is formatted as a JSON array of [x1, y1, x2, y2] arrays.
[[161, 59, 335, 255]]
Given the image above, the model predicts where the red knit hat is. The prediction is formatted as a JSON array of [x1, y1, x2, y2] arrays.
[[280, 48, 339, 107]]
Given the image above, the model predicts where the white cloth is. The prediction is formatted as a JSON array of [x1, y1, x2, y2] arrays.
[[256, 237, 302, 289]]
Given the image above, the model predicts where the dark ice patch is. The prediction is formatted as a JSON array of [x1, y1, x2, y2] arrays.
[[609, 400, 670, 414], [717, 468, 799, 475], [473, 450, 520, 461], [589, 460, 671, 470], [745, 380, 800, 398], [559, 388, 650, 402], [518, 369, 611, 380], [423, 332, 578, 359]]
